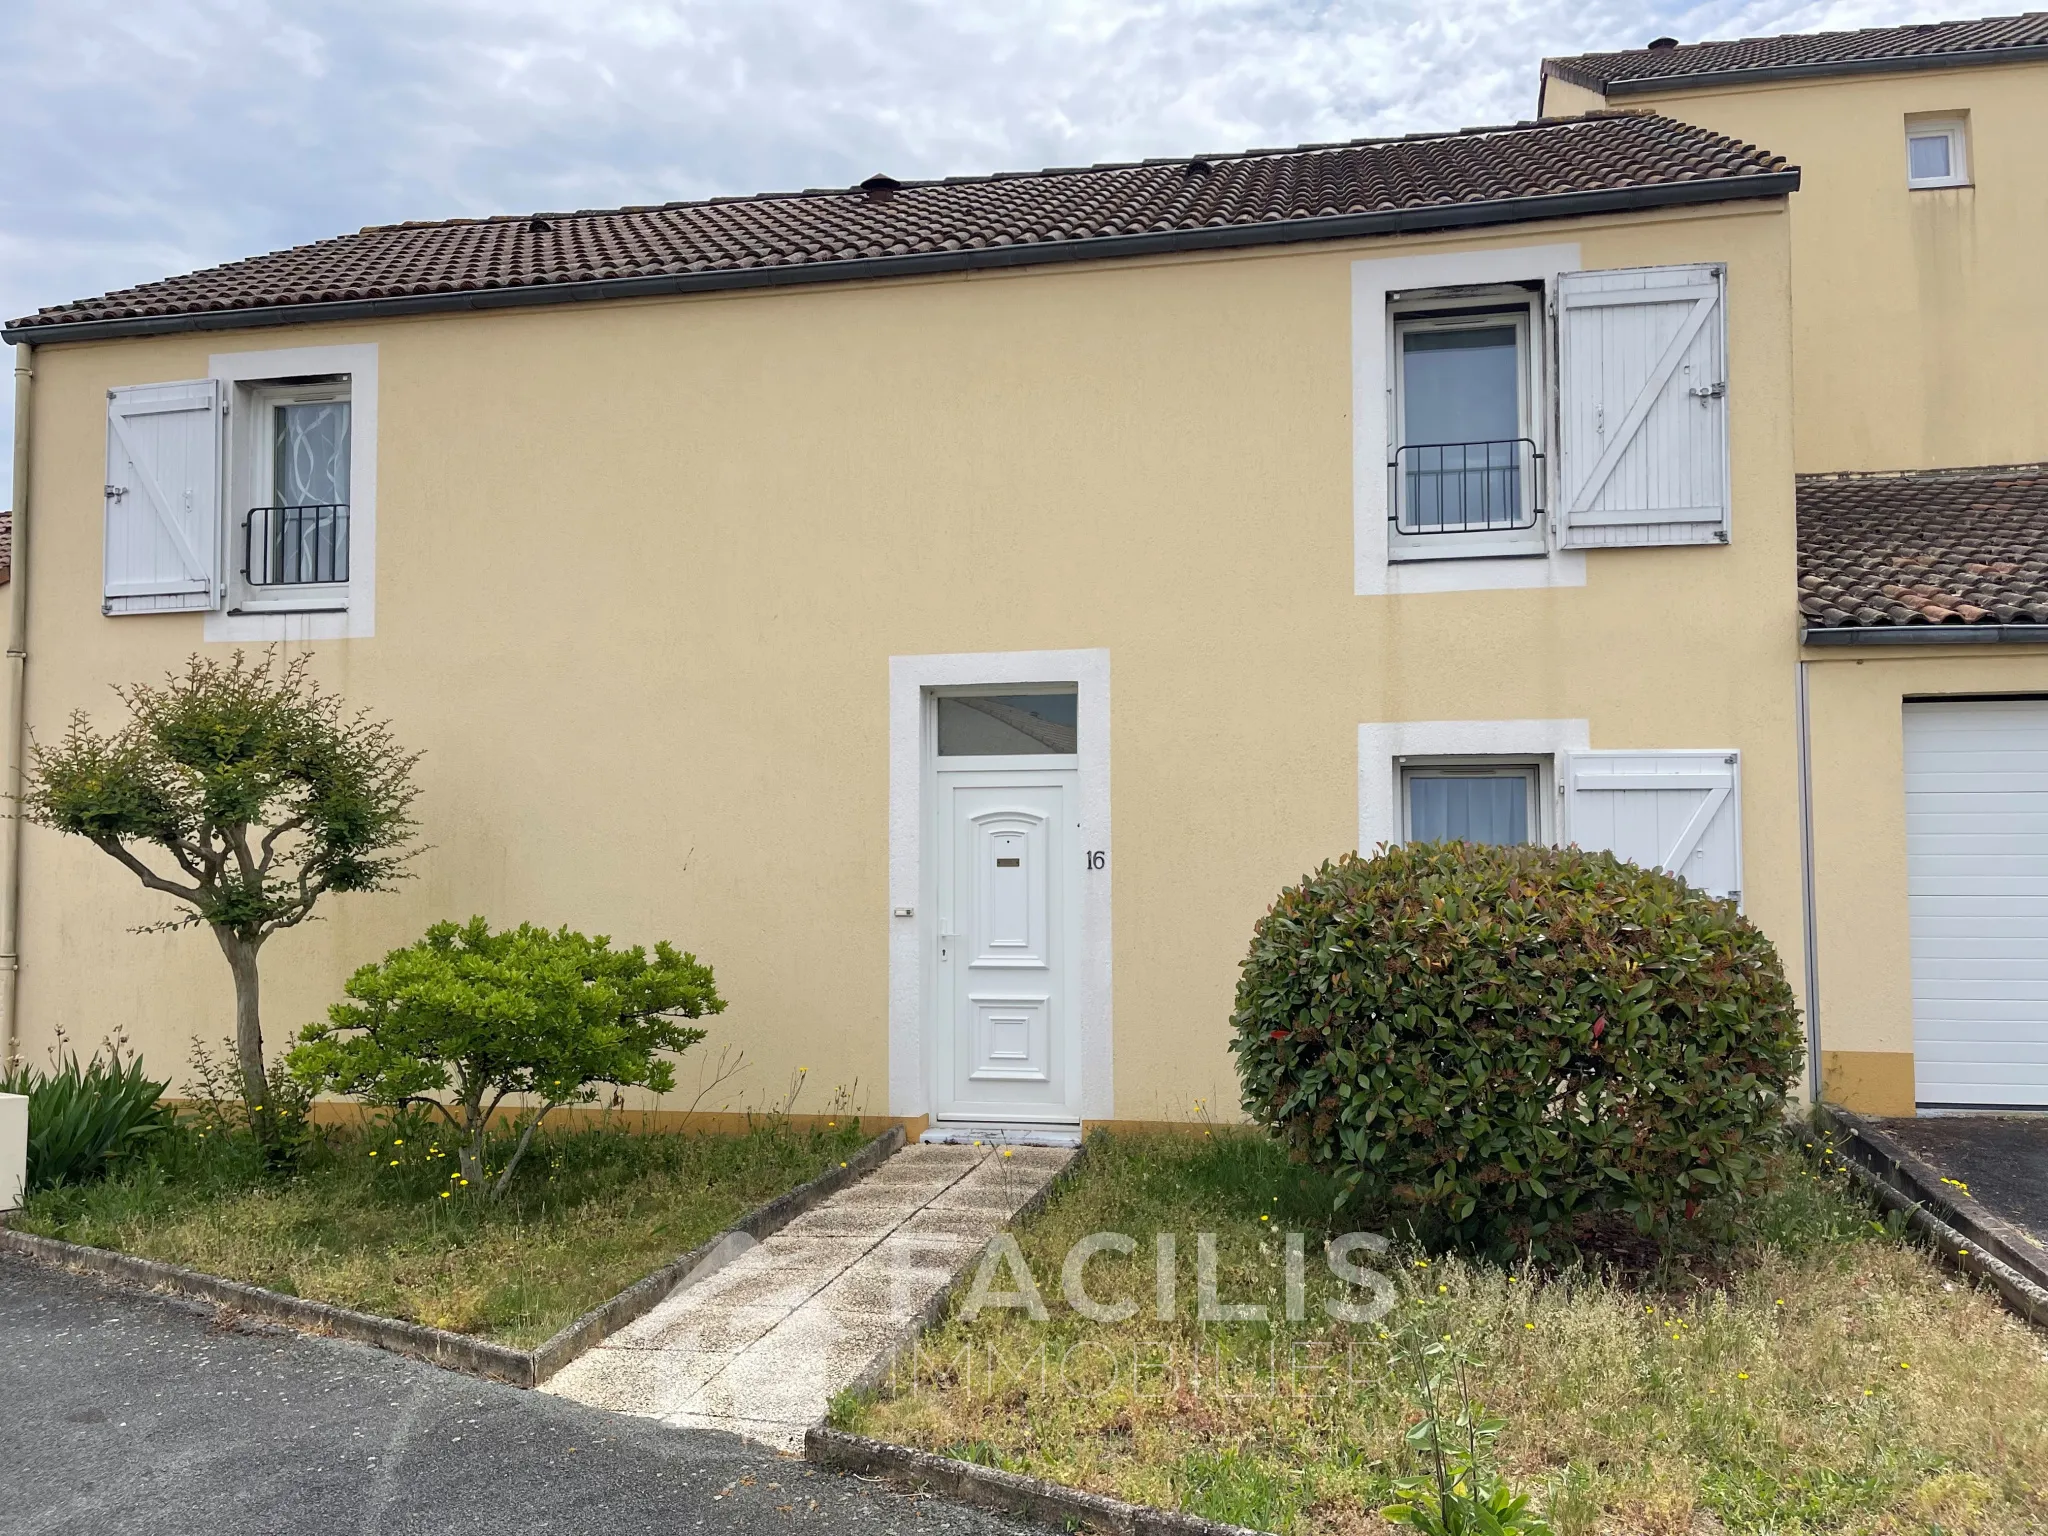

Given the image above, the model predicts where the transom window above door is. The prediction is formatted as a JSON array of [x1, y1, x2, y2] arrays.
[[1401, 760, 1541, 845], [936, 691, 1078, 756], [1389, 297, 1545, 562]]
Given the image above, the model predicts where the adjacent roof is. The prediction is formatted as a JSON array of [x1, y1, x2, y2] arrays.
[[6, 113, 1795, 345], [1545, 11, 2048, 97], [1798, 465, 2048, 640]]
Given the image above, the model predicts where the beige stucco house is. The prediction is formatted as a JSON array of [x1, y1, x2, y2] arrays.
[[1, 13, 2041, 1137], [1544, 12, 2048, 1116]]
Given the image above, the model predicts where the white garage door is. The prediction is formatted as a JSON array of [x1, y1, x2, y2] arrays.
[[1904, 698, 2048, 1108]]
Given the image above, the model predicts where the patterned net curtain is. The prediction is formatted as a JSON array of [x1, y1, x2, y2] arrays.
[[268, 402, 350, 583]]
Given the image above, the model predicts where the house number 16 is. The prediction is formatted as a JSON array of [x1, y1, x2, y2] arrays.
[[1085, 850, 1106, 870]]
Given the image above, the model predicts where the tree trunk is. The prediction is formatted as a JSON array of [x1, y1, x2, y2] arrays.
[[215, 928, 273, 1148]]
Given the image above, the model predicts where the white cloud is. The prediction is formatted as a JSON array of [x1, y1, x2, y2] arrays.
[[1, 0, 1942, 470]]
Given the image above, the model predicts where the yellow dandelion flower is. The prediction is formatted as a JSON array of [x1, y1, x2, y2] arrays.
[[1525, 1323, 1535, 1331], [440, 1191, 451, 1199], [1737, 1372, 1750, 1381]]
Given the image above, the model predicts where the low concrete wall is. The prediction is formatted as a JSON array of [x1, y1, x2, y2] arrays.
[[0, 1123, 906, 1386], [1819, 1103, 2048, 1329]]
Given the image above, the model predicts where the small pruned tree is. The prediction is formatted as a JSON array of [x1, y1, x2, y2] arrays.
[[286, 917, 725, 1196], [24, 650, 421, 1147]]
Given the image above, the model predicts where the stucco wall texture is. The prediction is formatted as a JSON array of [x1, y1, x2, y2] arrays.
[[16, 203, 1804, 1125]]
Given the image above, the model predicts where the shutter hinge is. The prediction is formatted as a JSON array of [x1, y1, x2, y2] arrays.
[[1714, 529, 1730, 543], [1688, 382, 1726, 399], [104, 484, 128, 501]]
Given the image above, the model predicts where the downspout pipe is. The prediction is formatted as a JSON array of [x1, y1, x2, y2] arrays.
[[1795, 658, 1822, 1103], [2, 342, 30, 1068]]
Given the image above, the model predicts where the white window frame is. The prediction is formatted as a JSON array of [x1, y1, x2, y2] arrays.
[[1359, 718, 1589, 852], [206, 342, 377, 643], [1387, 292, 1548, 564], [1351, 243, 1587, 598], [1398, 757, 1546, 844], [227, 377, 353, 616], [932, 684, 1081, 763], [1905, 118, 1969, 189]]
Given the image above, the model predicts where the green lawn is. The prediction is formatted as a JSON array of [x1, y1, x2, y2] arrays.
[[841, 1128, 2048, 1536], [15, 1112, 868, 1347]]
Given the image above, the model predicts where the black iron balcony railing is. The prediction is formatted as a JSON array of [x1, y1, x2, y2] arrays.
[[1389, 439, 1543, 535], [244, 505, 349, 586]]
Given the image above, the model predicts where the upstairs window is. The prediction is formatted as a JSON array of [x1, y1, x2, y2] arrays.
[[102, 343, 374, 634], [1388, 296, 1545, 562], [1905, 118, 1969, 188], [231, 377, 352, 612]]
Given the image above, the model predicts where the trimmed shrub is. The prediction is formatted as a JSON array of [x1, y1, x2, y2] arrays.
[[1230, 842, 1803, 1256]]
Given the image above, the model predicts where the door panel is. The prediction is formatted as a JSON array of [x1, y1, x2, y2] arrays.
[[933, 770, 1078, 1125]]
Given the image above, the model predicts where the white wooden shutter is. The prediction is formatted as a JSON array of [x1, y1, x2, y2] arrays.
[[103, 379, 225, 615], [1564, 749, 1741, 902], [1555, 264, 1728, 549]]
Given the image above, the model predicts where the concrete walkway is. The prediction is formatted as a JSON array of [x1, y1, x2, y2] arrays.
[[544, 1141, 1073, 1451]]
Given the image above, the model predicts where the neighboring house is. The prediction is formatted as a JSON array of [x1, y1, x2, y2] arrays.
[[1544, 14, 2048, 1115], [0, 18, 2033, 1137]]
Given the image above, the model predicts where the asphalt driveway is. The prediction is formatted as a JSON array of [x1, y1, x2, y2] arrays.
[[0, 1255, 1020, 1536]]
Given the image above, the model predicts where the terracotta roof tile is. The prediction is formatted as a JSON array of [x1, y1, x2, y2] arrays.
[[1546, 11, 2048, 95], [1798, 466, 2048, 631], [7, 113, 1793, 338]]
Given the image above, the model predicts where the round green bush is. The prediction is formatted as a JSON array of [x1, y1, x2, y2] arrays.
[[1230, 842, 1804, 1256]]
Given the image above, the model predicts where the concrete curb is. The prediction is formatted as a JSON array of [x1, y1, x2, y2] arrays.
[[806, 1427, 1269, 1536], [0, 1123, 906, 1387], [1818, 1104, 2048, 1330]]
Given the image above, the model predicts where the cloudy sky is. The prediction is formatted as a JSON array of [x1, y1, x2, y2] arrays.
[[3, 0, 1943, 470]]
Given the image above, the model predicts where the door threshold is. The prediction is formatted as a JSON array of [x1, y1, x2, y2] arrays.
[[921, 1125, 1083, 1148]]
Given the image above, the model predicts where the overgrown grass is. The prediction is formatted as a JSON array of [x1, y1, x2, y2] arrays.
[[843, 1127, 2048, 1535], [14, 1110, 868, 1347]]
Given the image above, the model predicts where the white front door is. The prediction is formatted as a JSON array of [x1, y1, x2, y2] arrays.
[[932, 767, 1081, 1127]]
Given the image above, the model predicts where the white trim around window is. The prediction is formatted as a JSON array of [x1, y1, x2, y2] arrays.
[[1904, 118, 1970, 189], [1353, 244, 1587, 596], [888, 649, 1112, 1123], [205, 343, 377, 642], [1358, 717, 1590, 852]]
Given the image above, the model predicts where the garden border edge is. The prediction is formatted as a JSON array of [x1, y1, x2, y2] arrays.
[[805, 1426, 1269, 1536], [0, 1122, 906, 1388]]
